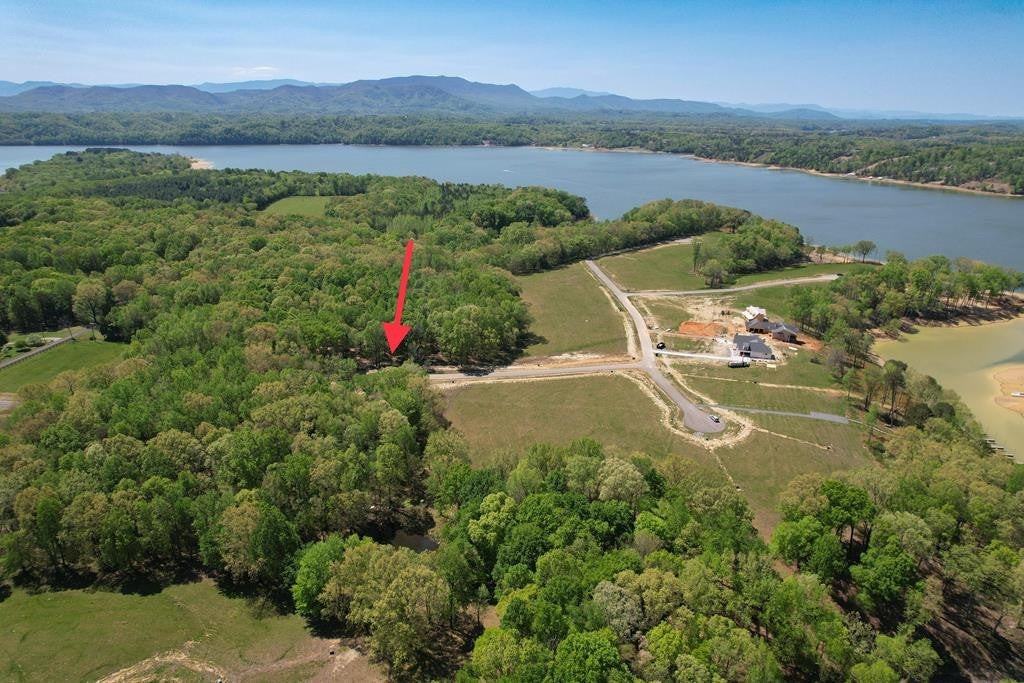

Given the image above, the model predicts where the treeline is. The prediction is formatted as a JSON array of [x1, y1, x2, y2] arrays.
[[0, 151, 765, 366], [788, 253, 1022, 367], [2, 112, 1024, 193], [689, 219, 805, 287]]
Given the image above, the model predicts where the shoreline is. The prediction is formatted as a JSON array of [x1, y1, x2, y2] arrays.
[[534, 144, 1023, 199], [187, 156, 213, 170]]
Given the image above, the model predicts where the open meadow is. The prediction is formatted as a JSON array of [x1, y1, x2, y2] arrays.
[[0, 580, 377, 682], [442, 373, 724, 479], [515, 263, 628, 358], [0, 339, 124, 393]]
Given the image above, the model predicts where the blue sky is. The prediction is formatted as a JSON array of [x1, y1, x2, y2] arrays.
[[2, 0, 1023, 115]]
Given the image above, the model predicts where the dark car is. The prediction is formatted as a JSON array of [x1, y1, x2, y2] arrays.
[[655, 341, 666, 349]]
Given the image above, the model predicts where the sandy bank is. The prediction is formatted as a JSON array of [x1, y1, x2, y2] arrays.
[[188, 157, 213, 170], [994, 367, 1024, 418]]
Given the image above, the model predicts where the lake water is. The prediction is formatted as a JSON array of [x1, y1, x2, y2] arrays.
[[2, 144, 1022, 269], [876, 318, 1024, 456]]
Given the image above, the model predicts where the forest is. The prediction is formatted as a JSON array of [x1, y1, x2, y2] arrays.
[[1, 150, 1023, 680], [2, 111, 1023, 194]]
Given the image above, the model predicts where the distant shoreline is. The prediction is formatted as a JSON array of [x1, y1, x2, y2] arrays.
[[188, 156, 213, 170], [535, 144, 1023, 199]]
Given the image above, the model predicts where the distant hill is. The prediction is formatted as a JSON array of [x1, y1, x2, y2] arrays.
[[8, 75, 1003, 121], [531, 87, 613, 98], [192, 79, 322, 93]]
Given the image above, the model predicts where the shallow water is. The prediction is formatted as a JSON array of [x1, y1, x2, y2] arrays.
[[875, 317, 1024, 456], [2, 144, 1022, 269]]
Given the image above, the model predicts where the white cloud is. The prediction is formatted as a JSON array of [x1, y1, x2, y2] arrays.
[[230, 65, 283, 77]]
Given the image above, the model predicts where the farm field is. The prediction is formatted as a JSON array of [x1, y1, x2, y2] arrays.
[[262, 195, 336, 216], [442, 373, 723, 479], [0, 338, 124, 392], [0, 580, 376, 683], [515, 263, 628, 358]]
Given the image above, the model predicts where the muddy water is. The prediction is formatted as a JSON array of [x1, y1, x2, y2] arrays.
[[876, 317, 1024, 457]]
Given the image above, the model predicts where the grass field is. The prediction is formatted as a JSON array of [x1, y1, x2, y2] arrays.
[[730, 262, 862, 286], [0, 580, 356, 683], [598, 237, 874, 293], [262, 196, 336, 217], [719, 423, 870, 533], [597, 242, 705, 291], [730, 283, 828, 318], [0, 339, 124, 392], [637, 298, 693, 330], [674, 352, 838, 389], [515, 263, 627, 357], [443, 374, 724, 478], [682, 375, 848, 414]]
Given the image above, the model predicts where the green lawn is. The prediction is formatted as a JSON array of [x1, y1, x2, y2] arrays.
[[262, 196, 336, 217], [0, 580, 340, 683], [597, 242, 706, 291], [681, 376, 848, 414], [673, 352, 837, 389], [515, 263, 627, 357], [718, 426, 870, 534], [0, 339, 124, 392], [443, 374, 724, 479]]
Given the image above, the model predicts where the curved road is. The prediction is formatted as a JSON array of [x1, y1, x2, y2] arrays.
[[583, 260, 725, 434]]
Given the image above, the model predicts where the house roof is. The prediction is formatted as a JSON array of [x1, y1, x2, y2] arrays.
[[742, 305, 767, 321], [770, 321, 799, 335], [733, 334, 773, 355]]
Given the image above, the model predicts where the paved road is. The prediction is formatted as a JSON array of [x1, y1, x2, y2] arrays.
[[627, 273, 840, 297], [585, 260, 725, 434], [426, 260, 727, 434], [0, 327, 93, 371], [654, 349, 734, 362], [700, 403, 849, 424]]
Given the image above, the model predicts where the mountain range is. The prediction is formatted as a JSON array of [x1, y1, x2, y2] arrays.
[[0, 76, 1014, 121]]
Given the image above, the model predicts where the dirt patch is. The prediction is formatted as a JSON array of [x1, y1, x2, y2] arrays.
[[678, 321, 725, 338], [994, 366, 1024, 417]]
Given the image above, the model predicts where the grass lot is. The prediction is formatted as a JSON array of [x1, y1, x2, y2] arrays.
[[638, 298, 692, 330], [682, 376, 849, 414], [515, 263, 627, 357], [719, 425, 870, 533], [730, 262, 863, 286], [262, 196, 336, 217], [731, 283, 828, 319], [598, 241, 706, 291], [0, 580, 340, 683], [674, 352, 837, 389], [0, 339, 124, 392], [443, 374, 724, 479], [598, 237, 874, 293]]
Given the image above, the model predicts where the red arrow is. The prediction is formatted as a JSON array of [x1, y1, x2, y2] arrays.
[[382, 239, 414, 353]]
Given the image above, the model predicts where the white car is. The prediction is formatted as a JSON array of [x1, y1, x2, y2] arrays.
[[709, 415, 721, 423]]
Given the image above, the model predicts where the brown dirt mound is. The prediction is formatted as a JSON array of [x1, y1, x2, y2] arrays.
[[678, 321, 724, 338]]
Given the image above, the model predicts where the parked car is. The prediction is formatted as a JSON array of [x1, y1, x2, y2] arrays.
[[656, 341, 666, 349], [709, 415, 721, 423]]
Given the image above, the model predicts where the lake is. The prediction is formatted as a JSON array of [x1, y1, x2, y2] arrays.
[[876, 318, 1024, 457], [2, 144, 1022, 269]]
